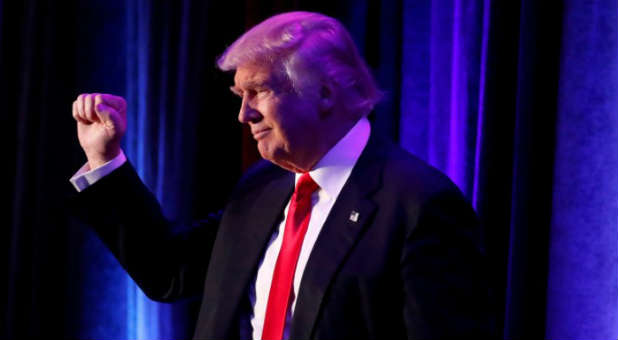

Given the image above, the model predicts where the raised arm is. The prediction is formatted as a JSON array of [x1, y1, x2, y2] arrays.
[[69, 93, 217, 302]]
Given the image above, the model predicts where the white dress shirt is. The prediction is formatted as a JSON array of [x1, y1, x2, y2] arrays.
[[249, 117, 370, 340], [70, 150, 127, 192], [69, 117, 371, 340]]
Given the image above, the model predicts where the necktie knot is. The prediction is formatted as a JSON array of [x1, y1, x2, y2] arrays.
[[294, 173, 318, 202]]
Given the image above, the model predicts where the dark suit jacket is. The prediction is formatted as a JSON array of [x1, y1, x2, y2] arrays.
[[71, 131, 495, 339]]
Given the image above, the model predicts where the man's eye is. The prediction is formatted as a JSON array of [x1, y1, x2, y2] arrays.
[[256, 89, 270, 96]]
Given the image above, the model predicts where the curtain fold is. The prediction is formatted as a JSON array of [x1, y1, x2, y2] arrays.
[[2, 1, 79, 338], [545, 1, 618, 338]]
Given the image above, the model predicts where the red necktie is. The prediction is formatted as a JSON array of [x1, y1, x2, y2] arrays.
[[262, 173, 319, 340]]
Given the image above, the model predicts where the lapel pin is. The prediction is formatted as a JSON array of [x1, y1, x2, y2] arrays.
[[349, 210, 359, 222]]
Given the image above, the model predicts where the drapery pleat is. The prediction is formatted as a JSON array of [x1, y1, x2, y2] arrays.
[[545, 1, 618, 338]]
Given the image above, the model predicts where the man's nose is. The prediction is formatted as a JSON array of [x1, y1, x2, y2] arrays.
[[238, 98, 261, 124]]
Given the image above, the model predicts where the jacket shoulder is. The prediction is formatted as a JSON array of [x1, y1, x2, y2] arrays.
[[230, 159, 290, 198], [370, 136, 464, 200]]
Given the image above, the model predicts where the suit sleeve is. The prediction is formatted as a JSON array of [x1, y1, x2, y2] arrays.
[[68, 161, 219, 302], [401, 187, 497, 338]]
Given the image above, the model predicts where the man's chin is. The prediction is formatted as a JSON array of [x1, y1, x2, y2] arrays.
[[256, 143, 271, 161]]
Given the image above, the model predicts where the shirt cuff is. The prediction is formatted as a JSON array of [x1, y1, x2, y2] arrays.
[[69, 150, 127, 192]]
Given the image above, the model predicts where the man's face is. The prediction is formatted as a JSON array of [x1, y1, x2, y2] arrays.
[[231, 63, 322, 172]]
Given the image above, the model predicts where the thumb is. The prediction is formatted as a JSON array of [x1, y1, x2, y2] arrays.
[[95, 103, 122, 130]]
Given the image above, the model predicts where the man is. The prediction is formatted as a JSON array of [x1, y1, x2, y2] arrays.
[[70, 11, 494, 339]]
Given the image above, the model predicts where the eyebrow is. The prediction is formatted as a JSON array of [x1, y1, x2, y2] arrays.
[[229, 81, 271, 96], [229, 86, 242, 97]]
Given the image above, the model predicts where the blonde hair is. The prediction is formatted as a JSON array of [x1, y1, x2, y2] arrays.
[[217, 11, 382, 116]]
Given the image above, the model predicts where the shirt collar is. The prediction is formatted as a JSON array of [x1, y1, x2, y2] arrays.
[[294, 117, 371, 200]]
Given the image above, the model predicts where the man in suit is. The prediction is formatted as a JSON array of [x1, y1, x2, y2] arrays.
[[70, 11, 494, 339]]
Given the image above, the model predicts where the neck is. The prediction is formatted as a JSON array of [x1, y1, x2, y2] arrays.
[[284, 115, 360, 173]]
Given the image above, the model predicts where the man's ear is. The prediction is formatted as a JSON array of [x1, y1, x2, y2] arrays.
[[318, 82, 335, 113]]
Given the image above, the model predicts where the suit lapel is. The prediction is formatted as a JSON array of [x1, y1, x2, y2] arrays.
[[289, 133, 386, 339], [198, 168, 294, 339]]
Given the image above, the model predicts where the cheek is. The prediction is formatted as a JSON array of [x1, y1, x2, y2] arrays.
[[264, 95, 317, 139], [262, 103, 286, 130], [258, 99, 280, 123]]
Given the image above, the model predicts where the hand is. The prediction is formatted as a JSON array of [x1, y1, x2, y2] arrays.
[[72, 93, 127, 169]]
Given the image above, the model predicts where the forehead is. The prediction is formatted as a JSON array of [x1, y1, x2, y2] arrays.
[[233, 63, 286, 88]]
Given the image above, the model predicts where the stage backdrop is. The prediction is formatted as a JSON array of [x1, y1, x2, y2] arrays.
[[2, 0, 616, 339]]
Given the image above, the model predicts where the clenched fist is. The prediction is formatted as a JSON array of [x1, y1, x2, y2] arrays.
[[72, 93, 127, 169]]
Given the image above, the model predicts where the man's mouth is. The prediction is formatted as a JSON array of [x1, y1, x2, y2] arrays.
[[252, 128, 271, 140]]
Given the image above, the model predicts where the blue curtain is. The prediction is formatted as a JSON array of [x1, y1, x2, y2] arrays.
[[397, 1, 618, 338], [545, 1, 618, 338], [123, 0, 189, 338], [68, 1, 242, 338], [399, 0, 488, 201]]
